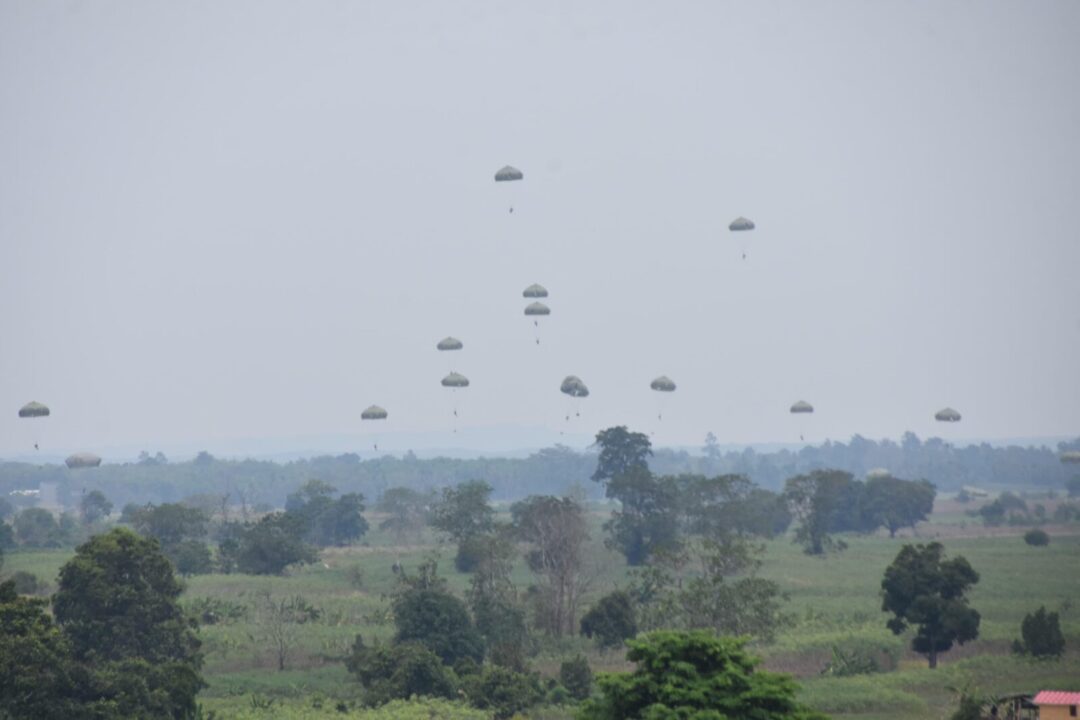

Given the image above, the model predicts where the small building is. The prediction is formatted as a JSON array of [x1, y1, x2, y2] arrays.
[[1034, 691, 1080, 720]]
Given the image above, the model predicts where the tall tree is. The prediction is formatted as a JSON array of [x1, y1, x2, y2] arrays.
[[881, 542, 980, 668], [376, 487, 432, 543], [603, 467, 681, 566], [431, 481, 495, 571], [784, 470, 860, 554], [392, 560, 485, 666], [591, 426, 652, 483], [79, 490, 113, 525], [512, 495, 592, 636]]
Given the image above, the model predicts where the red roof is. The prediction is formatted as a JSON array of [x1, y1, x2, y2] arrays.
[[1033, 691, 1080, 706]]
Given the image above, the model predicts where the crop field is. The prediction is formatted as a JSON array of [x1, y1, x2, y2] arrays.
[[5, 503, 1079, 720]]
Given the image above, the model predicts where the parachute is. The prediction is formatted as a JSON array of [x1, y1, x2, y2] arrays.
[[65, 453, 102, 469], [935, 407, 962, 422], [729, 217, 756, 259], [437, 337, 463, 351], [495, 166, 523, 182], [18, 401, 49, 450], [790, 401, 814, 414], [524, 301, 550, 345], [361, 405, 388, 420], [523, 284, 548, 298], [18, 401, 49, 418], [1059, 451, 1080, 464], [650, 376, 676, 392], [442, 372, 469, 388], [524, 302, 550, 316], [560, 376, 589, 398]]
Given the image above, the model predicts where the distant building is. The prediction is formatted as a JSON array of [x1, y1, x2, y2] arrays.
[[1034, 691, 1080, 720]]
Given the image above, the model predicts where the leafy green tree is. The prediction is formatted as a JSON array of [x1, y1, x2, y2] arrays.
[[53, 528, 202, 669], [0, 521, 14, 550], [79, 490, 113, 525], [465, 529, 528, 669], [0, 579, 84, 719], [603, 467, 681, 566], [1012, 606, 1065, 658], [977, 499, 1006, 526], [559, 655, 593, 701], [784, 470, 859, 554], [432, 481, 495, 572], [9, 570, 41, 595], [234, 512, 319, 575], [732, 487, 793, 538], [171, 540, 214, 576], [345, 636, 458, 706], [128, 502, 208, 548], [580, 590, 637, 649], [591, 426, 652, 483], [862, 476, 935, 537], [393, 560, 485, 666], [577, 631, 827, 720], [14, 507, 64, 547], [881, 542, 980, 668], [460, 665, 544, 719]]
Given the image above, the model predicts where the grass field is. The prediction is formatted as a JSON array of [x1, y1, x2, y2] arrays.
[[4, 503, 1079, 719]]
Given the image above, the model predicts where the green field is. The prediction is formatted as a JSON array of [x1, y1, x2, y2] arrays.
[[5, 511, 1079, 719]]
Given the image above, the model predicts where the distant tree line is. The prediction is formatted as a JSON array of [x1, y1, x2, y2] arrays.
[[2, 433, 1075, 511]]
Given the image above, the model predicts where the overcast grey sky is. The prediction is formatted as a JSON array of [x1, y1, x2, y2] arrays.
[[2, 1, 1078, 458]]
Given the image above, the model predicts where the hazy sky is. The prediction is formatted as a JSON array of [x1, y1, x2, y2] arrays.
[[2, 1, 1079, 458]]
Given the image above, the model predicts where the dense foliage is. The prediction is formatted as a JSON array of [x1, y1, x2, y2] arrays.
[[578, 630, 828, 720], [1012, 605, 1065, 658], [881, 542, 980, 668]]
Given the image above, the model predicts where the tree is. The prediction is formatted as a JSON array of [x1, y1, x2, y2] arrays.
[[377, 487, 431, 543], [14, 507, 64, 548], [578, 631, 827, 720], [881, 542, 980, 668], [580, 590, 637, 649], [559, 655, 593, 701], [0, 496, 14, 520], [1024, 528, 1050, 546], [392, 560, 485, 666], [1012, 606, 1065, 658], [1065, 476, 1080, 498], [79, 490, 113, 525], [591, 426, 652, 483], [862, 477, 936, 537], [285, 480, 370, 547], [234, 512, 319, 575], [460, 665, 544, 719], [257, 592, 322, 671], [512, 495, 592, 636], [784, 470, 860, 554], [53, 528, 202, 669], [346, 637, 458, 706], [465, 528, 528, 670], [431, 481, 495, 571], [603, 467, 681, 566], [128, 502, 208, 548]]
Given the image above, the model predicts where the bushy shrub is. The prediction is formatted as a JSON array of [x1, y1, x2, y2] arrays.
[[1023, 529, 1050, 547], [459, 665, 543, 719], [8, 570, 41, 595], [580, 590, 637, 649], [345, 637, 458, 706], [1012, 606, 1065, 658], [559, 654, 593, 701]]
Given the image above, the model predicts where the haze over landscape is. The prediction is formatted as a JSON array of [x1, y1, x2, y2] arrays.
[[3, 1, 1078, 460]]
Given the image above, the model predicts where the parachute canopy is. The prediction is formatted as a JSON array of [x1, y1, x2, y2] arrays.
[[524, 302, 550, 316], [790, 400, 814, 414], [935, 407, 962, 422], [523, 283, 548, 299], [729, 217, 755, 231], [1060, 451, 1080, 464], [495, 166, 523, 182], [866, 468, 891, 480], [361, 405, 388, 420], [65, 453, 102, 469], [19, 401, 49, 418], [650, 376, 676, 392], [437, 337, 463, 351], [560, 375, 589, 398], [442, 372, 470, 388]]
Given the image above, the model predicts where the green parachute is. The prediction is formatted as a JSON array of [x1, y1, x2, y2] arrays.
[[361, 405, 388, 420], [789, 400, 813, 414], [495, 166, 523, 182], [437, 337, 463, 351], [18, 401, 49, 418], [523, 284, 548, 298]]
